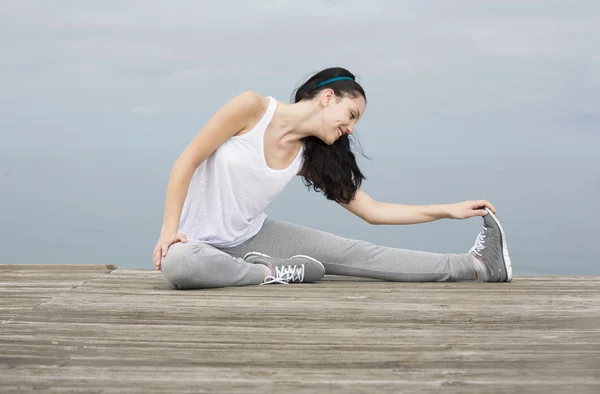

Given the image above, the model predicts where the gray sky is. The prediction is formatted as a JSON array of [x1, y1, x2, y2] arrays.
[[1, 1, 599, 275], [1, 0, 599, 158]]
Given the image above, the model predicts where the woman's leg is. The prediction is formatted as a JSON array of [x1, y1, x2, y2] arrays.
[[160, 240, 267, 289], [219, 218, 477, 282]]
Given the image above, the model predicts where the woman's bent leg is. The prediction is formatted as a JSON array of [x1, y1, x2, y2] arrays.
[[160, 240, 266, 289], [220, 219, 476, 282]]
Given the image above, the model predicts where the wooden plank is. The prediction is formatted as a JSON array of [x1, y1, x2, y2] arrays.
[[2, 367, 597, 394], [0, 266, 599, 393], [0, 264, 116, 272], [0, 265, 115, 324]]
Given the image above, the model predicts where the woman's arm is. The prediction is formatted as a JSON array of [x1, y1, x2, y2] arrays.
[[160, 91, 265, 234], [338, 188, 496, 225]]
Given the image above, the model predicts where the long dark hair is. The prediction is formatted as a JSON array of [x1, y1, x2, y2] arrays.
[[291, 67, 369, 204]]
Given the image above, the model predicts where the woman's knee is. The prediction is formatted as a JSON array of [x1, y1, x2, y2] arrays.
[[160, 242, 195, 289], [160, 241, 233, 290]]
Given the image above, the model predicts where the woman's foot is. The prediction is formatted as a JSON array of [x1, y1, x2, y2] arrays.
[[243, 251, 326, 285], [469, 207, 513, 282]]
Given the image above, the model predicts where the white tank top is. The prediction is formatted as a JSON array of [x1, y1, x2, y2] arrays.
[[178, 97, 304, 248]]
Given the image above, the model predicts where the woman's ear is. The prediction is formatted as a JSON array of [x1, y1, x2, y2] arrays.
[[319, 88, 334, 107]]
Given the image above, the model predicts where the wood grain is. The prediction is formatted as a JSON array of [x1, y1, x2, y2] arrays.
[[1, 265, 599, 393]]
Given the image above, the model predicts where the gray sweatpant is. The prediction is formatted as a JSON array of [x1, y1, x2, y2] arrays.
[[160, 218, 477, 289]]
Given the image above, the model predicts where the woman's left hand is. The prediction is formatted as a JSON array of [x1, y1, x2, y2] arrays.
[[444, 200, 496, 220]]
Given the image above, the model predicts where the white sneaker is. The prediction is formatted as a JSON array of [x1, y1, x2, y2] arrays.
[[243, 251, 325, 284]]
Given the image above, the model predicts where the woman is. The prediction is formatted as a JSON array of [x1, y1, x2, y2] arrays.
[[154, 67, 512, 289]]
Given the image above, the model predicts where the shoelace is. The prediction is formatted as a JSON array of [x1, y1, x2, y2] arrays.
[[261, 264, 305, 285], [470, 227, 487, 256]]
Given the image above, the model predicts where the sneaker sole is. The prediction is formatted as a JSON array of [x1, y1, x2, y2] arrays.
[[243, 251, 271, 260], [485, 207, 513, 282]]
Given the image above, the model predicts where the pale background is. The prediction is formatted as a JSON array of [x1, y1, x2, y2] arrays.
[[1, 0, 599, 275]]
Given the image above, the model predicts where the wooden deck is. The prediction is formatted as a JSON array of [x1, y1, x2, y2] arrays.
[[1, 264, 599, 393]]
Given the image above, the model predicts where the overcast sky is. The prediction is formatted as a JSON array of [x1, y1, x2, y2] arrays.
[[1, 1, 599, 275], [1, 0, 599, 158]]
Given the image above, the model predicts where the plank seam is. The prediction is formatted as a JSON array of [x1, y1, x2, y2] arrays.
[[34, 270, 115, 308]]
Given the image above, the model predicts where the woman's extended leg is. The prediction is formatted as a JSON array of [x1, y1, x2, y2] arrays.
[[160, 240, 267, 289], [220, 218, 477, 282]]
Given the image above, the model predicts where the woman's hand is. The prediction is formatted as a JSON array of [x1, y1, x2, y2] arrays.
[[152, 232, 188, 270], [444, 200, 496, 220]]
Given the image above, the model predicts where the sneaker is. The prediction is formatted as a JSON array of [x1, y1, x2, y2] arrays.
[[243, 251, 325, 285], [469, 207, 513, 282]]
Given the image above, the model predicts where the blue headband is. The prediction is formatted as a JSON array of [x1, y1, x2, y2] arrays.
[[314, 76, 354, 88]]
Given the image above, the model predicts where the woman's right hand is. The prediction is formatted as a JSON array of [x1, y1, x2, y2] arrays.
[[153, 232, 188, 270]]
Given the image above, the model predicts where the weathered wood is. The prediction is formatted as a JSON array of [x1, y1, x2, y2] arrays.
[[1, 265, 599, 393], [0, 264, 116, 272], [0, 265, 116, 323]]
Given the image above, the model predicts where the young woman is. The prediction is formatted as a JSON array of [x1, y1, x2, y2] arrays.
[[154, 67, 513, 289]]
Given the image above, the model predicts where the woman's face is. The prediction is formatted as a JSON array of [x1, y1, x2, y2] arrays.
[[317, 90, 366, 145]]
